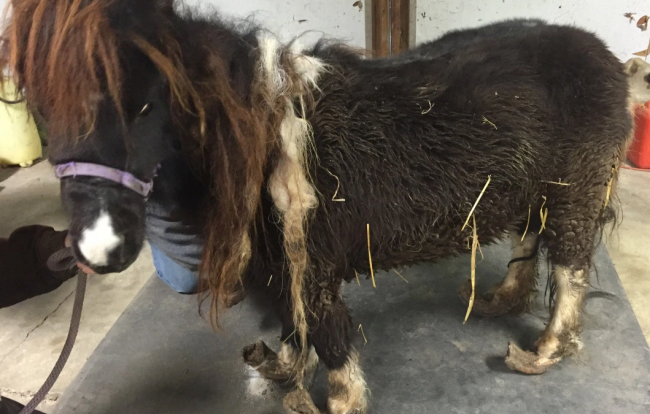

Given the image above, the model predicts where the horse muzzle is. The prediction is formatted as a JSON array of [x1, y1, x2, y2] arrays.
[[60, 177, 147, 274]]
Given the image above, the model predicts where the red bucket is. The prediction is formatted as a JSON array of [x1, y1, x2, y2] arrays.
[[628, 102, 650, 169]]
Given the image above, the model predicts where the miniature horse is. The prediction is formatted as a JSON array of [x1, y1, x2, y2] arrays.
[[0, 1, 632, 412]]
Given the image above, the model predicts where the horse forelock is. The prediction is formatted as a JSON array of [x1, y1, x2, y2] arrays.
[[0, 0, 119, 137], [0, 0, 205, 140]]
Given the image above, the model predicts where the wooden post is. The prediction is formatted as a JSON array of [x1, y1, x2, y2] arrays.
[[372, 0, 410, 58], [372, 0, 390, 58], [391, 0, 410, 56]]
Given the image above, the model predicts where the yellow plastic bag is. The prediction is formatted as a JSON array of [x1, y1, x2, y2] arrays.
[[0, 79, 42, 167]]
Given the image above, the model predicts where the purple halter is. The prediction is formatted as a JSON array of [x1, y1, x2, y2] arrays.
[[54, 162, 157, 197]]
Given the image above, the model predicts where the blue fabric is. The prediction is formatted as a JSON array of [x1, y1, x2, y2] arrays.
[[150, 243, 199, 294], [145, 201, 203, 273]]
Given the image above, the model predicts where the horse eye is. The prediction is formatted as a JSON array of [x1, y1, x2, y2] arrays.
[[138, 103, 152, 117]]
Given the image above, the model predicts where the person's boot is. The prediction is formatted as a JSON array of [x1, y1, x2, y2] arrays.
[[0, 225, 76, 309]]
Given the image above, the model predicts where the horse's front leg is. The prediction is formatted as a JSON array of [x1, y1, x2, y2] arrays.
[[285, 282, 368, 414]]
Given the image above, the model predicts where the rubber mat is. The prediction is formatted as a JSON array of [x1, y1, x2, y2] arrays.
[[53, 244, 650, 414]]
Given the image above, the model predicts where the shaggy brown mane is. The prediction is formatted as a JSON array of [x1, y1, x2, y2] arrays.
[[0, 0, 205, 138], [1, 0, 121, 136], [0, 0, 280, 333]]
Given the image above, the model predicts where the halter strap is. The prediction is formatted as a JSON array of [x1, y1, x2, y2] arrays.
[[54, 162, 156, 197]]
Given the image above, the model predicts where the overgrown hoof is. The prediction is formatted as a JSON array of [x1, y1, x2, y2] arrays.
[[504, 342, 560, 375], [243, 340, 273, 367], [243, 340, 297, 382], [458, 280, 527, 317], [283, 388, 320, 414]]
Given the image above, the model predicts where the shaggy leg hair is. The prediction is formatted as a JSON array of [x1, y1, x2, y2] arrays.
[[506, 265, 588, 374], [304, 283, 368, 414], [279, 279, 367, 413], [327, 350, 369, 414], [281, 348, 369, 414], [536, 266, 587, 356], [505, 146, 626, 374], [268, 345, 369, 414], [459, 232, 539, 316]]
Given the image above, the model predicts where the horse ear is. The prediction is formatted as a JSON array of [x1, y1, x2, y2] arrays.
[[625, 58, 646, 76]]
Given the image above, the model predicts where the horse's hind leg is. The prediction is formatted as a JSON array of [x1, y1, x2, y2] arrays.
[[506, 184, 605, 374], [459, 228, 540, 316], [505, 263, 589, 374]]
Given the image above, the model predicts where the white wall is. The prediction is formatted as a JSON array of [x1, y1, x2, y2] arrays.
[[416, 0, 649, 62], [3, 0, 643, 62], [199, 0, 650, 62], [187, 0, 367, 48], [0, 0, 367, 48], [0, 0, 7, 23]]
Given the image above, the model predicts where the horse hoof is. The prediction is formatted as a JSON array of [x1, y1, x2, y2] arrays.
[[283, 388, 320, 414], [458, 280, 524, 317], [243, 340, 298, 382], [504, 342, 560, 375], [242, 340, 273, 367]]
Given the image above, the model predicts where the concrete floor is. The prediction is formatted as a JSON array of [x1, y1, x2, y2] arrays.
[[606, 167, 650, 339], [0, 158, 649, 413], [0, 159, 155, 412]]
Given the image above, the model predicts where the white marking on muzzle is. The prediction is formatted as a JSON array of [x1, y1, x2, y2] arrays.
[[78, 211, 123, 266]]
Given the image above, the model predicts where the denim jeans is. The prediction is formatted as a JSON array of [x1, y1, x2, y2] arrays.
[[150, 244, 199, 294]]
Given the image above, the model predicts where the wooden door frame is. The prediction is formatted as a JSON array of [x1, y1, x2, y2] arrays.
[[370, 0, 412, 58]]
